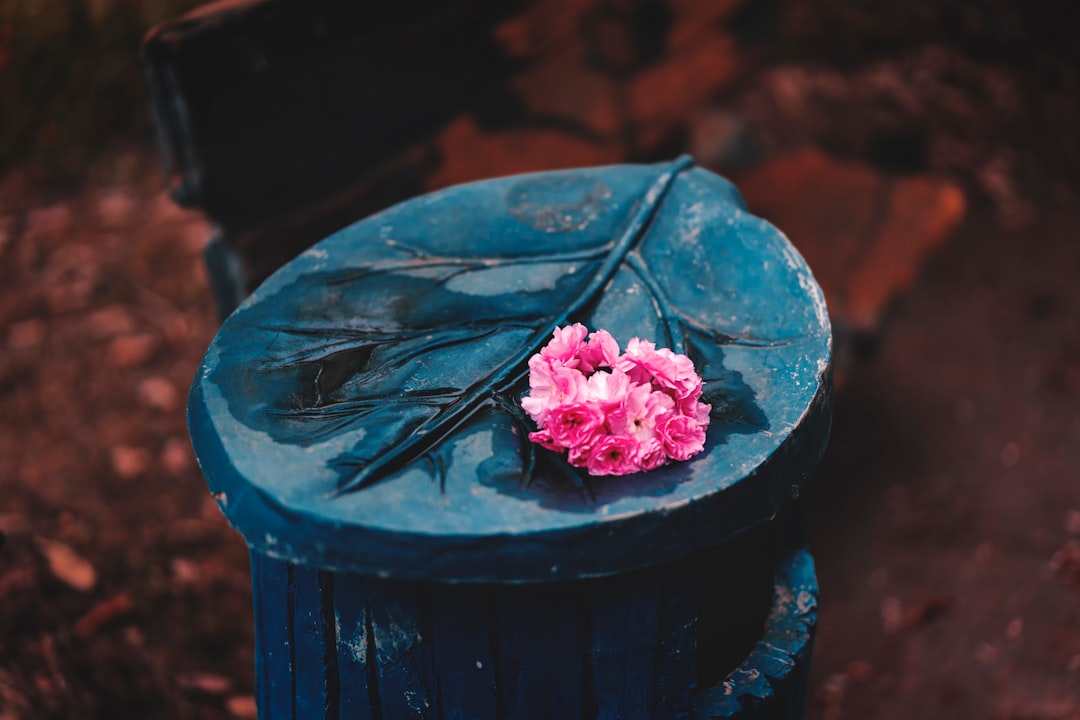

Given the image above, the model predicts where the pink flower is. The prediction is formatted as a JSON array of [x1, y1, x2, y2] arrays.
[[521, 324, 711, 476], [546, 402, 605, 448], [585, 435, 641, 476], [657, 414, 706, 461], [577, 329, 620, 373], [607, 383, 672, 441], [678, 396, 712, 425], [584, 368, 632, 412], [615, 337, 660, 385], [540, 323, 589, 365], [567, 442, 593, 468], [528, 429, 562, 452], [618, 338, 702, 399], [521, 355, 588, 423], [634, 437, 669, 471]]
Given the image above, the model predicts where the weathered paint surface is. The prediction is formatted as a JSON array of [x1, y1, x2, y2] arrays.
[[695, 548, 818, 719], [194, 159, 830, 718], [188, 157, 833, 583], [248, 546, 818, 720]]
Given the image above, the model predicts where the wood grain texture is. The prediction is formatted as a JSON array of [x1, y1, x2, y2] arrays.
[[493, 584, 587, 720], [430, 585, 498, 720], [331, 572, 377, 720], [651, 567, 699, 720], [246, 543, 815, 718], [252, 553, 294, 720], [292, 566, 337, 719], [368, 584, 436, 720], [588, 575, 661, 720]]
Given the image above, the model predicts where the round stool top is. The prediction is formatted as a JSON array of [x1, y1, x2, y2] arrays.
[[188, 156, 832, 582]]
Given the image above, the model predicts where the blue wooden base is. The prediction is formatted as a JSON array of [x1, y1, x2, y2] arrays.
[[249, 546, 816, 720], [694, 548, 818, 720]]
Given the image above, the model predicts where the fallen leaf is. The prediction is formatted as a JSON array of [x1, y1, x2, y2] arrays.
[[1050, 540, 1080, 586], [47, 281, 93, 313], [123, 626, 146, 648], [847, 660, 874, 683], [25, 204, 72, 240], [1066, 510, 1080, 536], [0, 214, 11, 254], [73, 593, 135, 638], [110, 445, 150, 480], [226, 695, 257, 718], [137, 377, 179, 411], [96, 190, 135, 227], [903, 595, 953, 629], [880, 596, 903, 634], [7, 319, 46, 350], [109, 334, 159, 368], [735, 148, 965, 331], [176, 672, 231, 695], [86, 305, 137, 338], [0, 513, 30, 535], [35, 537, 96, 591], [161, 437, 193, 475], [0, 567, 37, 598], [974, 642, 999, 665], [170, 557, 200, 584]]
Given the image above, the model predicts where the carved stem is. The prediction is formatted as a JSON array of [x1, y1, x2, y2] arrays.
[[335, 155, 695, 494]]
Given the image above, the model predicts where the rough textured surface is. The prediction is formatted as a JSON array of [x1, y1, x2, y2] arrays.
[[805, 206, 1080, 720], [188, 158, 832, 582], [697, 548, 818, 719], [245, 543, 814, 719]]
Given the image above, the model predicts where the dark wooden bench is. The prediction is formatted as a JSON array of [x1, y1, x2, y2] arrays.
[[142, 0, 526, 316]]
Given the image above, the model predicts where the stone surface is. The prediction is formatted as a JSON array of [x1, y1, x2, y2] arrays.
[[190, 158, 832, 582]]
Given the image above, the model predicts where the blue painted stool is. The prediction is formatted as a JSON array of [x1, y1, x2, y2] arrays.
[[188, 156, 832, 719]]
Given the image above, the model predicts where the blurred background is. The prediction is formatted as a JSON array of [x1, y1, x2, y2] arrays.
[[2, 0, 1079, 718]]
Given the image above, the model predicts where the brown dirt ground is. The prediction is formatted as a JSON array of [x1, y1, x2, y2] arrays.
[[1, 149, 252, 720]]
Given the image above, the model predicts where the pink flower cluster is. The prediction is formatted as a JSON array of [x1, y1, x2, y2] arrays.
[[521, 324, 711, 476]]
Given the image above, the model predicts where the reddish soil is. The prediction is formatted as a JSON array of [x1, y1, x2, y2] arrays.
[[0, 150, 252, 720]]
